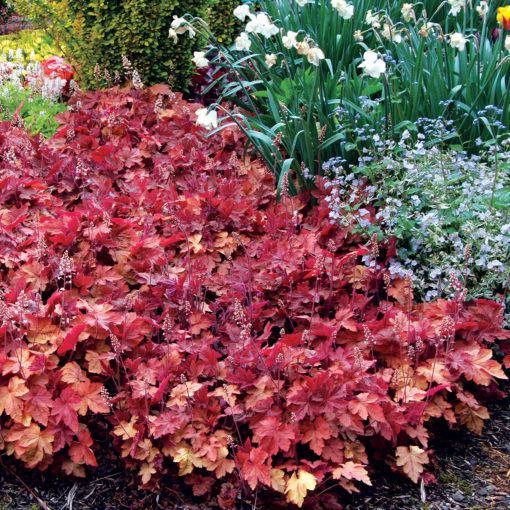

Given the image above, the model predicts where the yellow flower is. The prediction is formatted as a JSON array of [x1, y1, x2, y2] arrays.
[[497, 5, 510, 30]]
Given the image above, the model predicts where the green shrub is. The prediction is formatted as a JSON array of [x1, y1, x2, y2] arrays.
[[207, 0, 243, 46], [14, 0, 210, 91]]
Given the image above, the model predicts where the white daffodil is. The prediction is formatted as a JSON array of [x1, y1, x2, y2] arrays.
[[306, 46, 325, 66], [282, 30, 298, 49], [476, 1, 488, 18], [381, 23, 402, 43], [295, 0, 309, 6], [365, 10, 380, 29], [195, 108, 218, 129], [506, 35, 510, 52], [331, 0, 354, 20], [450, 32, 467, 51], [448, 0, 464, 16], [192, 51, 209, 68], [265, 53, 278, 68], [358, 50, 386, 78], [354, 30, 364, 41], [401, 3, 416, 22], [235, 32, 252, 51], [245, 13, 279, 38], [171, 16, 195, 38], [233, 4, 253, 22], [168, 28, 178, 43]]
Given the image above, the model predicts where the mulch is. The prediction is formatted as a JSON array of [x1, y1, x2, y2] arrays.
[[1, 381, 508, 510]]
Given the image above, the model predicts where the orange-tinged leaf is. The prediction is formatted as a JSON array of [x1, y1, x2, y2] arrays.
[[454, 402, 489, 435], [301, 417, 331, 455], [173, 444, 203, 475], [285, 470, 317, 508], [253, 416, 295, 456], [59, 361, 87, 384], [50, 387, 81, 433], [395, 445, 428, 483], [0, 376, 29, 422], [269, 468, 286, 493], [332, 461, 371, 485], [22, 385, 53, 426], [241, 447, 271, 490], [74, 381, 110, 415], [113, 417, 138, 440], [139, 462, 157, 484]]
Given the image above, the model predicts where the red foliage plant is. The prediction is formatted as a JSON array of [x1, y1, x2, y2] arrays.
[[0, 84, 508, 508]]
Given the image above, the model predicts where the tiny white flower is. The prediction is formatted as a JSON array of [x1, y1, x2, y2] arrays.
[[235, 32, 252, 51], [331, 0, 354, 20], [306, 46, 325, 66], [195, 108, 218, 130], [192, 51, 209, 68], [233, 4, 253, 22], [265, 53, 278, 68], [358, 50, 386, 78], [450, 32, 467, 51], [506, 35, 510, 52]]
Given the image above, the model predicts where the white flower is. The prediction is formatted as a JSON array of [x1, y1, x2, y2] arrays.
[[450, 32, 467, 51], [476, 1, 488, 18], [331, 0, 354, 20], [245, 13, 279, 38], [296, 40, 311, 55], [358, 50, 386, 78], [265, 53, 278, 68], [295, 0, 309, 6], [381, 23, 402, 43], [235, 32, 252, 51], [365, 10, 380, 29], [233, 4, 253, 22], [195, 108, 218, 129], [192, 51, 209, 68], [171, 16, 195, 38], [168, 28, 178, 43], [306, 46, 325, 66], [354, 30, 364, 41], [506, 35, 510, 52], [448, 0, 464, 16], [401, 3, 415, 22], [282, 30, 298, 49]]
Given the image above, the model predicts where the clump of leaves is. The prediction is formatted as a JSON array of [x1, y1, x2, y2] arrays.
[[0, 85, 508, 508]]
